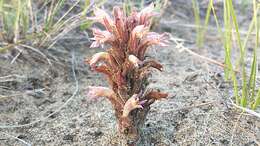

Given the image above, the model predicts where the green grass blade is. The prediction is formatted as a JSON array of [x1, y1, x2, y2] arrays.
[[201, 0, 212, 45], [249, 49, 257, 99], [14, 0, 21, 43], [45, 0, 66, 31], [228, 0, 243, 53], [82, 0, 90, 15], [0, 0, 3, 28], [252, 88, 260, 110], [80, 0, 93, 31], [223, 0, 231, 80], [21, 1, 29, 34], [0, 0, 3, 14], [192, 0, 202, 47], [251, 0, 260, 109], [226, 0, 247, 106], [223, 0, 241, 104], [249, 6, 259, 105], [211, 2, 225, 45], [123, 0, 132, 16]]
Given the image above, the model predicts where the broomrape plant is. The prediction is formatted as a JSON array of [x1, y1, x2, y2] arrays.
[[85, 4, 169, 145]]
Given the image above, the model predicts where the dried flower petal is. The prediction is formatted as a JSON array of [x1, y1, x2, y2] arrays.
[[122, 94, 145, 117]]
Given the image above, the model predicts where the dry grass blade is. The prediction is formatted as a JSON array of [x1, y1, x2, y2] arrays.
[[1, 132, 32, 146], [170, 36, 227, 69], [19, 44, 52, 65], [10, 46, 22, 64]]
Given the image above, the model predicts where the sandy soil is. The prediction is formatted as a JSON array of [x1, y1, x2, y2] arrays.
[[0, 1, 260, 146]]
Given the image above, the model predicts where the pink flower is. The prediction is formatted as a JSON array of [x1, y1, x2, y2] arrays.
[[122, 94, 146, 117], [137, 3, 158, 26], [88, 52, 110, 67], [86, 86, 115, 100], [90, 28, 114, 48], [129, 25, 149, 53], [91, 7, 114, 32], [113, 6, 126, 41]]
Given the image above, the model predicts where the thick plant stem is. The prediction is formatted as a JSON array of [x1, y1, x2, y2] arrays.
[[117, 106, 150, 145]]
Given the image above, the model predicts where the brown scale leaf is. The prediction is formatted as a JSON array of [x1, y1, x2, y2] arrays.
[[94, 65, 112, 76], [141, 60, 163, 71], [145, 90, 168, 100]]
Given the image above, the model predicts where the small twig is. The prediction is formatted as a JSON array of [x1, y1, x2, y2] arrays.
[[170, 37, 225, 68], [10, 46, 23, 64], [170, 36, 240, 73], [0, 74, 26, 83], [1, 132, 32, 146], [0, 74, 26, 80], [180, 46, 226, 68]]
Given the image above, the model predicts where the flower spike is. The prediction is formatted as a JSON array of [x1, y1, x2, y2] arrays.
[[85, 4, 169, 144]]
